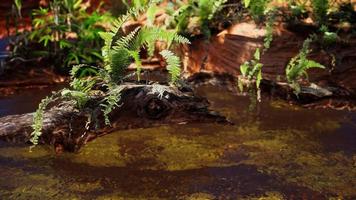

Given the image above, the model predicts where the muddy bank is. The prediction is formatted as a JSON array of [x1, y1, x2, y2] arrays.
[[181, 21, 356, 108]]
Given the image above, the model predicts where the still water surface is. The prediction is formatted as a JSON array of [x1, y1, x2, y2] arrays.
[[0, 85, 355, 199]]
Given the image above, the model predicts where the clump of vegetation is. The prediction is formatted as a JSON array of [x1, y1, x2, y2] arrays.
[[238, 48, 263, 102], [137, 0, 231, 37], [311, 0, 329, 24], [285, 37, 325, 95], [12, 0, 113, 71], [123, 0, 150, 9], [319, 25, 338, 46], [243, 0, 271, 21], [288, 2, 308, 21], [30, 2, 190, 146], [238, 14, 274, 102]]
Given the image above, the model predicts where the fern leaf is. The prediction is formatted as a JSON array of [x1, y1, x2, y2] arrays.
[[128, 50, 143, 81], [30, 95, 56, 146], [114, 27, 141, 50], [244, 0, 251, 7], [240, 62, 249, 77], [173, 34, 190, 44], [160, 50, 181, 84], [147, 4, 158, 26], [101, 86, 123, 125], [109, 48, 132, 81], [305, 60, 325, 69]]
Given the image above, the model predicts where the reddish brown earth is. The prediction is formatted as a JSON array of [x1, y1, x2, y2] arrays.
[[184, 21, 356, 103]]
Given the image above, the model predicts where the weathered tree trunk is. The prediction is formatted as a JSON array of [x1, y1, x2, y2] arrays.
[[0, 83, 229, 152]]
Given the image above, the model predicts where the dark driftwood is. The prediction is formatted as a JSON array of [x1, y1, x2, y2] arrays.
[[0, 83, 229, 152]]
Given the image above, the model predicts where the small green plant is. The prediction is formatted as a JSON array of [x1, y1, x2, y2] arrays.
[[123, 0, 149, 9], [61, 65, 98, 109], [319, 25, 338, 45], [263, 13, 275, 50], [243, 0, 271, 21], [30, 95, 55, 146], [290, 2, 307, 19], [27, 0, 113, 70], [311, 0, 329, 24], [166, 0, 228, 37], [238, 14, 274, 102], [238, 48, 263, 102], [285, 37, 325, 95], [160, 50, 182, 83], [13, 0, 22, 18]]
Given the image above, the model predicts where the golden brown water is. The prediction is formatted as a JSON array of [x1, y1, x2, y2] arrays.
[[0, 85, 355, 199]]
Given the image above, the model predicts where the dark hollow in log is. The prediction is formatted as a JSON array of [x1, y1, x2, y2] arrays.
[[0, 83, 229, 152]]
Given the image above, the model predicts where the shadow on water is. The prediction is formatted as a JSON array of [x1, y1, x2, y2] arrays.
[[0, 84, 65, 117], [0, 153, 324, 199], [0, 84, 355, 199]]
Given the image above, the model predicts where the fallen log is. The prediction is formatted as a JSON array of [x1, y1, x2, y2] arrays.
[[0, 83, 229, 152]]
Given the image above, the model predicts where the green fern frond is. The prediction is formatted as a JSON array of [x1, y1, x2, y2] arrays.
[[70, 64, 86, 79], [128, 50, 143, 80], [101, 86, 123, 125], [147, 4, 158, 26], [173, 34, 190, 44], [160, 50, 181, 84], [61, 89, 90, 109], [109, 7, 141, 37], [70, 77, 96, 93], [100, 6, 145, 67], [137, 27, 190, 55], [200, 0, 228, 20], [109, 48, 132, 81], [286, 37, 325, 94], [105, 27, 142, 81], [30, 94, 56, 146], [114, 27, 141, 50]]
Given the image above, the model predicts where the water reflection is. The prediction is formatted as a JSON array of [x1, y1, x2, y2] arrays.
[[0, 85, 355, 199], [0, 85, 65, 117]]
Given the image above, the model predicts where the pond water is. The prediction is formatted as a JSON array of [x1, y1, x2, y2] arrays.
[[0, 85, 355, 199]]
